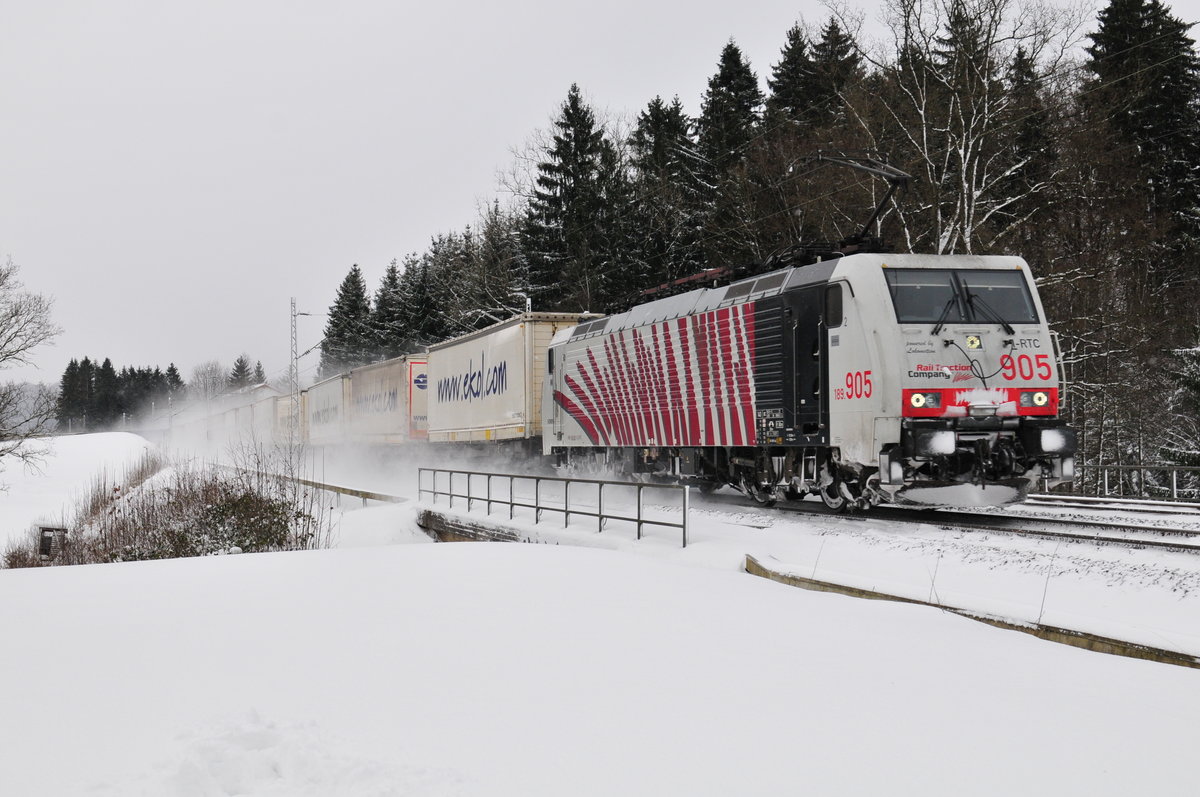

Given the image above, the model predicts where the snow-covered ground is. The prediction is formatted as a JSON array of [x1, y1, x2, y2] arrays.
[[0, 433, 154, 551], [2, 434, 1199, 795], [543, 492, 1200, 656], [345, 443, 1200, 658]]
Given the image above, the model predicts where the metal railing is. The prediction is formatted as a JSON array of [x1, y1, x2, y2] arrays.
[[220, 466, 408, 507], [1048, 464, 1200, 501], [418, 468, 691, 547]]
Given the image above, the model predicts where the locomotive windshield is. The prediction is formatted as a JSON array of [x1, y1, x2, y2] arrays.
[[884, 268, 1038, 325]]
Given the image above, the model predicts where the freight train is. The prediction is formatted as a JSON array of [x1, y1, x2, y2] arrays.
[[174, 252, 1075, 510]]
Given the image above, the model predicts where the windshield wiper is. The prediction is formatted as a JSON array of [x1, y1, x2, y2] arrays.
[[931, 296, 959, 336], [967, 292, 1015, 335]]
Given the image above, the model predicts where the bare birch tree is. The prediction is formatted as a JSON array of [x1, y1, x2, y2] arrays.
[[0, 257, 61, 474], [188, 360, 227, 404], [839, 0, 1084, 253]]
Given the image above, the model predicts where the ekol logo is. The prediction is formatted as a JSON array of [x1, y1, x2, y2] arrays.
[[414, 373, 428, 390]]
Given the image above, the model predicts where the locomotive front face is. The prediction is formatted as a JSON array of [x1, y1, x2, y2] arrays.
[[846, 255, 1076, 504]]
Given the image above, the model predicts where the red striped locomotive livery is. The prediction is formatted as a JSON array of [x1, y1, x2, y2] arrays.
[[550, 304, 760, 448], [543, 253, 1076, 509]]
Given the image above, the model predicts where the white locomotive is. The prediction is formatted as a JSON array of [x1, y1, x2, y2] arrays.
[[542, 252, 1075, 509]]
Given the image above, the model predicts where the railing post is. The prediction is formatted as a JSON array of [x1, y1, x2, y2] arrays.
[[564, 481, 570, 528], [535, 478, 541, 524], [487, 474, 492, 516], [637, 484, 644, 540], [1173, 469, 1178, 500], [509, 476, 515, 521], [466, 473, 472, 513], [598, 483, 604, 532], [1103, 468, 1109, 496], [682, 485, 689, 548]]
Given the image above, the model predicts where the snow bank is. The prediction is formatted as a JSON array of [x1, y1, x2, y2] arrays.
[[2, 543, 1197, 795], [0, 433, 154, 550]]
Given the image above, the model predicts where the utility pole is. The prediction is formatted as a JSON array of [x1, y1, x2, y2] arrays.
[[290, 297, 300, 450]]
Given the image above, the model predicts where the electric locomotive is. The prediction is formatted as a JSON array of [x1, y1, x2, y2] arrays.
[[542, 252, 1075, 509]]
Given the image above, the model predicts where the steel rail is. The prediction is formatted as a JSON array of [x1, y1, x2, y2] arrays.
[[770, 499, 1200, 554], [1025, 493, 1200, 516]]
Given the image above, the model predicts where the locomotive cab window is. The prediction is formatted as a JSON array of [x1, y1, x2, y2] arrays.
[[824, 284, 843, 328], [958, 270, 1038, 324], [885, 269, 963, 323], [885, 268, 1039, 325]]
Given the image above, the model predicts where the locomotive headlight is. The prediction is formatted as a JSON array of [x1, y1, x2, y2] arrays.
[[1019, 391, 1050, 408], [909, 392, 941, 409]]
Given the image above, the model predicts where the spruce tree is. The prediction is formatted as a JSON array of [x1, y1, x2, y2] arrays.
[[253, 361, 266, 384], [697, 41, 764, 175], [76, 357, 95, 428], [809, 18, 863, 127], [449, 202, 531, 329], [628, 96, 707, 289], [994, 46, 1056, 244], [395, 253, 446, 349], [696, 42, 765, 266], [1086, 0, 1200, 239], [149, 367, 168, 414], [372, 259, 408, 360], [766, 24, 818, 127], [165, 363, 185, 401], [228, 355, 253, 389], [522, 84, 622, 311], [55, 359, 82, 429], [92, 358, 121, 427], [319, 265, 374, 379]]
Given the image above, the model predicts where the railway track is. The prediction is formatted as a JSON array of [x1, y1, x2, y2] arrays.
[[1024, 493, 1200, 516], [769, 498, 1200, 555]]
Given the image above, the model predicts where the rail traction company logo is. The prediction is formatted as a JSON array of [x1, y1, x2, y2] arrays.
[[414, 373, 427, 390], [908, 363, 975, 382]]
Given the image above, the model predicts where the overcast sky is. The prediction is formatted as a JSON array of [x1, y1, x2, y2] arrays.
[[3, 0, 1197, 388]]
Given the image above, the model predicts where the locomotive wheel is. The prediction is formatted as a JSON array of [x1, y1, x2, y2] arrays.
[[751, 487, 778, 507], [740, 477, 778, 507], [817, 464, 848, 512], [819, 482, 847, 511]]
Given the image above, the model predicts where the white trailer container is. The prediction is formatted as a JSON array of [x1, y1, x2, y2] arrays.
[[427, 313, 597, 443], [348, 355, 428, 444], [305, 374, 351, 447]]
